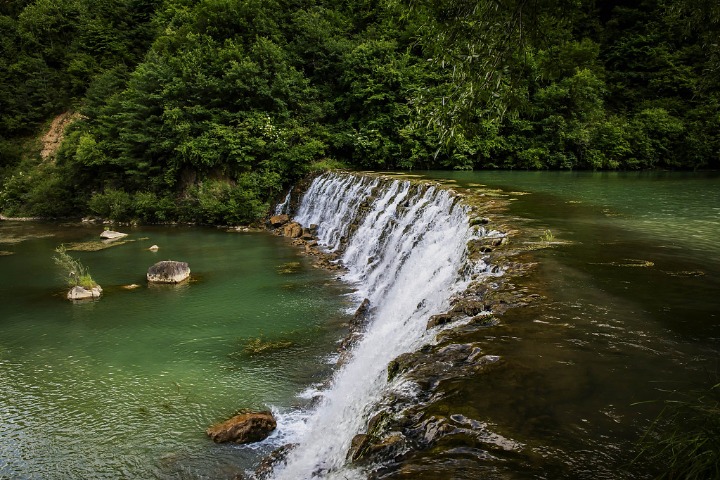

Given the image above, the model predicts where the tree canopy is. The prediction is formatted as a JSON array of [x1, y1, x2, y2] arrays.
[[1, 0, 718, 222]]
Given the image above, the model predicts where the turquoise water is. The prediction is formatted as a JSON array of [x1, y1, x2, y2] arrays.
[[0, 224, 350, 479]]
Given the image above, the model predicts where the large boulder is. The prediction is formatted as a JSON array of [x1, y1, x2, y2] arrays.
[[147, 260, 190, 283], [206, 411, 277, 444], [269, 214, 290, 228], [99, 230, 128, 240], [282, 222, 302, 238], [67, 285, 102, 300]]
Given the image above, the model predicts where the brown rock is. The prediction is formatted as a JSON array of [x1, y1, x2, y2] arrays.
[[426, 313, 454, 330], [206, 411, 277, 444], [269, 214, 290, 228], [282, 222, 302, 238], [347, 433, 371, 462]]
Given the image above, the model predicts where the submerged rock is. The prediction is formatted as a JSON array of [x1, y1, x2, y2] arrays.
[[147, 260, 190, 283], [206, 411, 277, 444], [67, 285, 102, 300], [255, 444, 296, 479], [148, 244, 159, 252], [99, 230, 127, 240]]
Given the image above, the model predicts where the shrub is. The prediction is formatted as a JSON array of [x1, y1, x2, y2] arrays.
[[88, 189, 133, 221]]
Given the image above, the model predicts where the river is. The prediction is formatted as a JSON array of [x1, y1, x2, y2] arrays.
[[1, 171, 718, 479], [0, 224, 351, 479]]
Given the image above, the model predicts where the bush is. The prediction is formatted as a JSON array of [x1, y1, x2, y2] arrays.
[[88, 189, 133, 221], [185, 176, 268, 225]]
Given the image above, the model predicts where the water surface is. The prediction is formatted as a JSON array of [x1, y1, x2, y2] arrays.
[[403, 170, 720, 478], [0, 224, 350, 479]]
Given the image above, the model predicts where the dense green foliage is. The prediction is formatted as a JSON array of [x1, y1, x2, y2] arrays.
[[1, 0, 719, 222]]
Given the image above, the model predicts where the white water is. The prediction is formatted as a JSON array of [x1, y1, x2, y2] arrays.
[[274, 189, 293, 215], [271, 172, 484, 479]]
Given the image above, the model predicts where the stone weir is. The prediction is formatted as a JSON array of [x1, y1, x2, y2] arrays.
[[266, 172, 539, 480]]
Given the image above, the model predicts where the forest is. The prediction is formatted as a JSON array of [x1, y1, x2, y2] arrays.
[[0, 0, 718, 224]]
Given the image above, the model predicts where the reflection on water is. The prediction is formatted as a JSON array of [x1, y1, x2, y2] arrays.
[[0, 224, 350, 479]]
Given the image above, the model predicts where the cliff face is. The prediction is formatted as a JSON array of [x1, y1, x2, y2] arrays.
[[40, 112, 82, 160]]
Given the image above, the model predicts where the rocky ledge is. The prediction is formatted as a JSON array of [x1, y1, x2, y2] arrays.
[[266, 214, 345, 273], [261, 172, 551, 476]]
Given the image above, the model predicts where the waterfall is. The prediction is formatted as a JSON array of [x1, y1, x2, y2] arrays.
[[274, 189, 292, 215], [271, 172, 484, 479]]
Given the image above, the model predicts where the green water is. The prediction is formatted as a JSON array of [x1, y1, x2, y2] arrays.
[[404, 171, 720, 479], [0, 224, 350, 479]]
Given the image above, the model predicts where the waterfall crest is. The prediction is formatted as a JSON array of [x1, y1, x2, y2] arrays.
[[272, 172, 486, 479]]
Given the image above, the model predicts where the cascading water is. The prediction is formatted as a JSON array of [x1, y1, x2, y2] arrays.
[[270, 172, 487, 479], [274, 189, 293, 215]]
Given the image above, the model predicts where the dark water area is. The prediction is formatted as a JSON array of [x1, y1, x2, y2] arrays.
[[400, 171, 720, 479], [0, 224, 351, 479]]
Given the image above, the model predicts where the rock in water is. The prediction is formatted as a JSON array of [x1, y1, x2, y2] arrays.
[[67, 285, 102, 300], [99, 230, 128, 240], [148, 245, 159, 251], [206, 411, 277, 444], [147, 261, 190, 283]]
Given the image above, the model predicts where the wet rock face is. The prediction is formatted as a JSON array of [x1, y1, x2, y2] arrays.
[[206, 411, 277, 444], [282, 222, 303, 238], [337, 298, 372, 366], [147, 261, 190, 283]]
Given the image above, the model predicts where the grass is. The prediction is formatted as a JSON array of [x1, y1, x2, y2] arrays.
[[307, 158, 348, 172], [539, 229, 554, 243], [635, 382, 720, 479], [53, 245, 98, 289]]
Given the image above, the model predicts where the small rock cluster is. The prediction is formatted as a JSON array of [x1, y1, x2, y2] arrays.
[[267, 214, 345, 272], [64, 229, 191, 301]]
